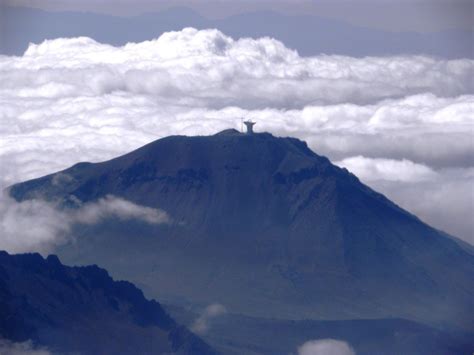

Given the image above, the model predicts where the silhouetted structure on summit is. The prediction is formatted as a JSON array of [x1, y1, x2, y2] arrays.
[[243, 120, 256, 134]]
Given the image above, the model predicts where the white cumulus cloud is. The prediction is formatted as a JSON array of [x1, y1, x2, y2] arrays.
[[0, 28, 473, 244], [1, 29, 472, 109], [335, 156, 438, 182], [297, 339, 355, 355]]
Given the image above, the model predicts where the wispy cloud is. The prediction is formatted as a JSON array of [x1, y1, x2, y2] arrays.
[[73, 195, 170, 225], [191, 303, 227, 335], [0, 339, 52, 355], [0, 193, 170, 254]]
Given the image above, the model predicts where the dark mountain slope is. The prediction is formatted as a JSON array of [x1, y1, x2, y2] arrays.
[[0, 251, 216, 355], [9, 130, 474, 332]]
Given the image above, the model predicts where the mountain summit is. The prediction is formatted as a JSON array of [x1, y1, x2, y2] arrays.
[[9, 130, 474, 332]]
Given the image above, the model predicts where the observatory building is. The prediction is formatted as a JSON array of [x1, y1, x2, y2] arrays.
[[243, 120, 256, 134]]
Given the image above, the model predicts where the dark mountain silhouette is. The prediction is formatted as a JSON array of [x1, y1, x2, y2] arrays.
[[0, 251, 217, 355], [9, 130, 474, 336], [1, 5, 472, 58]]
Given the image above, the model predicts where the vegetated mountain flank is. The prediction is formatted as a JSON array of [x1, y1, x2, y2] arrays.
[[9, 129, 474, 335], [0, 251, 217, 355]]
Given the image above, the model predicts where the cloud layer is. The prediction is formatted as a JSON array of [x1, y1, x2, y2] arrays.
[[191, 303, 227, 335], [0, 194, 170, 254], [3, 29, 473, 109], [336, 156, 438, 183], [0, 28, 473, 245], [297, 339, 355, 355], [0, 340, 52, 355]]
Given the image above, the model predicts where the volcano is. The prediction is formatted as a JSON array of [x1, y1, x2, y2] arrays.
[[9, 129, 474, 335]]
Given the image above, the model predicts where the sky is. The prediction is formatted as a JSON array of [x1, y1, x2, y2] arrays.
[[2, 1, 472, 57], [4, 0, 473, 32], [0, 1, 473, 251]]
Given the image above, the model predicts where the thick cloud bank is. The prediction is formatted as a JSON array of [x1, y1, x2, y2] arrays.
[[0, 194, 170, 254], [2, 30, 472, 110], [0, 28, 473, 245], [297, 339, 355, 355]]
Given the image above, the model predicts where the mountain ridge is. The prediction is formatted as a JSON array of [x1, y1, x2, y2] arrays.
[[0, 250, 217, 355], [8, 130, 474, 333]]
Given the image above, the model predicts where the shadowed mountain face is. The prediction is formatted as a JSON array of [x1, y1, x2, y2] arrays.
[[9, 130, 474, 333], [0, 251, 216, 355]]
